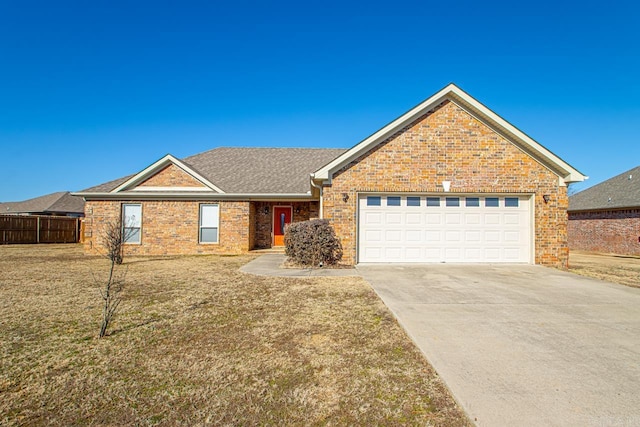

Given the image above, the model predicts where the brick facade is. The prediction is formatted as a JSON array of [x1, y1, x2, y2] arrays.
[[322, 100, 569, 267], [83, 199, 318, 255], [137, 164, 205, 188], [568, 209, 640, 255], [84, 200, 251, 256]]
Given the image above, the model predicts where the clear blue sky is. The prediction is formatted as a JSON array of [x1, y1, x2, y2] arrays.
[[1, 1, 638, 201]]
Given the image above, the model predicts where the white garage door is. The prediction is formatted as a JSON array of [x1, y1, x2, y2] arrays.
[[358, 194, 532, 263]]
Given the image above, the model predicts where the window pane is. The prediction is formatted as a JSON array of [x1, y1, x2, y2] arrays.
[[123, 204, 141, 227], [426, 197, 440, 207], [200, 204, 219, 227], [124, 227, 140, 243], [485, 197, 499, 207], [446, 197, 460, 207], [387, 196, 401, 206], [367, 196, 381, 206], [200, 227, 218, 243], [505, 197, 519, 207], [466, 197, 480, 207], [407, 197, 421, 206]]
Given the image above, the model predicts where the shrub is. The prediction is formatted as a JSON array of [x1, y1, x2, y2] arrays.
[[284, 219, 343, 266]]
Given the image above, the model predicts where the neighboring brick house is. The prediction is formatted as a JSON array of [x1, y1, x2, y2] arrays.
[[76, 84, 586, 267], [568, 166, 640, 256]]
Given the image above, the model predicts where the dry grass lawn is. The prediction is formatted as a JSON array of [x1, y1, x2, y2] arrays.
[[569, 250, 640, 288], [0, 244, 469, 426]]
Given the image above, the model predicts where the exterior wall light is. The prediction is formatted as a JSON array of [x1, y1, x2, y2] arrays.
[[342, 193, 349, 203], [543, 195, 550, 204]]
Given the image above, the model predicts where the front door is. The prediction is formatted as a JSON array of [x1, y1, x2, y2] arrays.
[[273, 206, 292, 247]]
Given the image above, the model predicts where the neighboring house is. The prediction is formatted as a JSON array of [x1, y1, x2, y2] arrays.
[[1, 191, 85, 217], [75, 84, 586, 267], [568, 166, 640, 256]]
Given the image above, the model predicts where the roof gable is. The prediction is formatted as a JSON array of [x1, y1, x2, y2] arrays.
[[76, 148, 347, 197], [312, 83, 587, 185], [569, 165, 640, 211], [111, 154, 224, 193]]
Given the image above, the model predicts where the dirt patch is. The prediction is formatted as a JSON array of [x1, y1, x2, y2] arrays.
[[569, 250, 640, 288], [0, 244, 469, 426]]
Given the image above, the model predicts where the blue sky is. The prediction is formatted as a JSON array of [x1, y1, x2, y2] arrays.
[[1, 1, 638, 201]]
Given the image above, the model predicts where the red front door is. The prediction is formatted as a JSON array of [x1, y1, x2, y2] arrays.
[[273, 206, 292, 246]]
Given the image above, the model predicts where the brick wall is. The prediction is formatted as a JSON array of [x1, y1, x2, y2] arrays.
[[322, 100, 568, 267], [83, 200, 251, 256], [137, 164, 205, 188], [568, 209, 640, 255]]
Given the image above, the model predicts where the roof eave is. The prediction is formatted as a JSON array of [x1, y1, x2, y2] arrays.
[[73, 191, 318, 201]]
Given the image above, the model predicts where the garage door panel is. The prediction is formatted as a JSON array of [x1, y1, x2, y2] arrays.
[[484, 214, 501, 225], [385, 230, 401, 241], [385, 247, 402, 259], [358, 195, 531, 263], [425, 230, 441, 242], [426, 213, 442, 224], [386, 213, 402, 224], [445, 230, 461, 242], [465, 213, 481, 224], [406, 229, 422, 241], [445, 213, 461, 224], [406, 213, 422, 224], [365, 212, 383, 224], [364, 229, 382, 242]]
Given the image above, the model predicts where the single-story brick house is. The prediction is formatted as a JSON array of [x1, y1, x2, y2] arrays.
[[76, 84, 586, 267], [568, 165, 640, 255], [1, 191, 85, 217]]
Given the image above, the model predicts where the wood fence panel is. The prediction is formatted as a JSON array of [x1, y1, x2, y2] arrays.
[[0, 215, 79, 244]]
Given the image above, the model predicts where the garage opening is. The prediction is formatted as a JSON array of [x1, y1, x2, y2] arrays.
[[357, 194, 532, 263]]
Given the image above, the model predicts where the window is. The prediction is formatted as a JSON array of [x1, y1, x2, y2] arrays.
[[367, 196, 381, 206], [446, 197, 460, 207], [407, 197, 421, 206], [485, 198, 499, 207], [505, 197, 519, 207], [466, 197, 480, 207], [387, 196, 401, 206], [199, 204, 219, 243], [426, 197, 440, 207], [122, 204, 142, 244]]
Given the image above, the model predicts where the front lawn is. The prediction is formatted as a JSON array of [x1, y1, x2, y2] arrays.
[[0, 244, 468, 426]]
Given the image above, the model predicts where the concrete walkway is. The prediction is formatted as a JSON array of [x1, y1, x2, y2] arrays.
[[240, 254, 360, 277], [357, 263, 640, 426]]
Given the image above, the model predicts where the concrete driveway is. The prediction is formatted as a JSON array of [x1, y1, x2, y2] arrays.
[[357, 264, 640, 426]]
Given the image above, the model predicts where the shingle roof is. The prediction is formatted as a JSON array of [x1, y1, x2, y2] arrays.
[[569, 165, 640, 211], [80, 147, 347, 194], [0, 191, 85, 215]]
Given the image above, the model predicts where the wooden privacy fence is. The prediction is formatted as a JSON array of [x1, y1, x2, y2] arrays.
[[0, 215, 81, 244]]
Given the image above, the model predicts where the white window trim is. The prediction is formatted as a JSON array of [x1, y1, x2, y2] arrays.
[[122, 203, 142, 245], [199, 204, 220, 244]]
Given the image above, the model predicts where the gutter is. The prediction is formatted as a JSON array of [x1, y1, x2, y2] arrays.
[[309, 174, 324, 219]]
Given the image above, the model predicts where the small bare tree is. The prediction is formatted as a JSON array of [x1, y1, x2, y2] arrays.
[[98, 218, 130, 337]]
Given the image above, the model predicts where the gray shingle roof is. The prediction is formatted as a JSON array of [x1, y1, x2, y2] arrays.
[[0, 191, 85, 215], [81, 147, 347, 194], [569, 165, 640, 211]]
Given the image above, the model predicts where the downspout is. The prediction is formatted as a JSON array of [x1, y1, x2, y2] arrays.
[[309, 174, 323, 219]]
